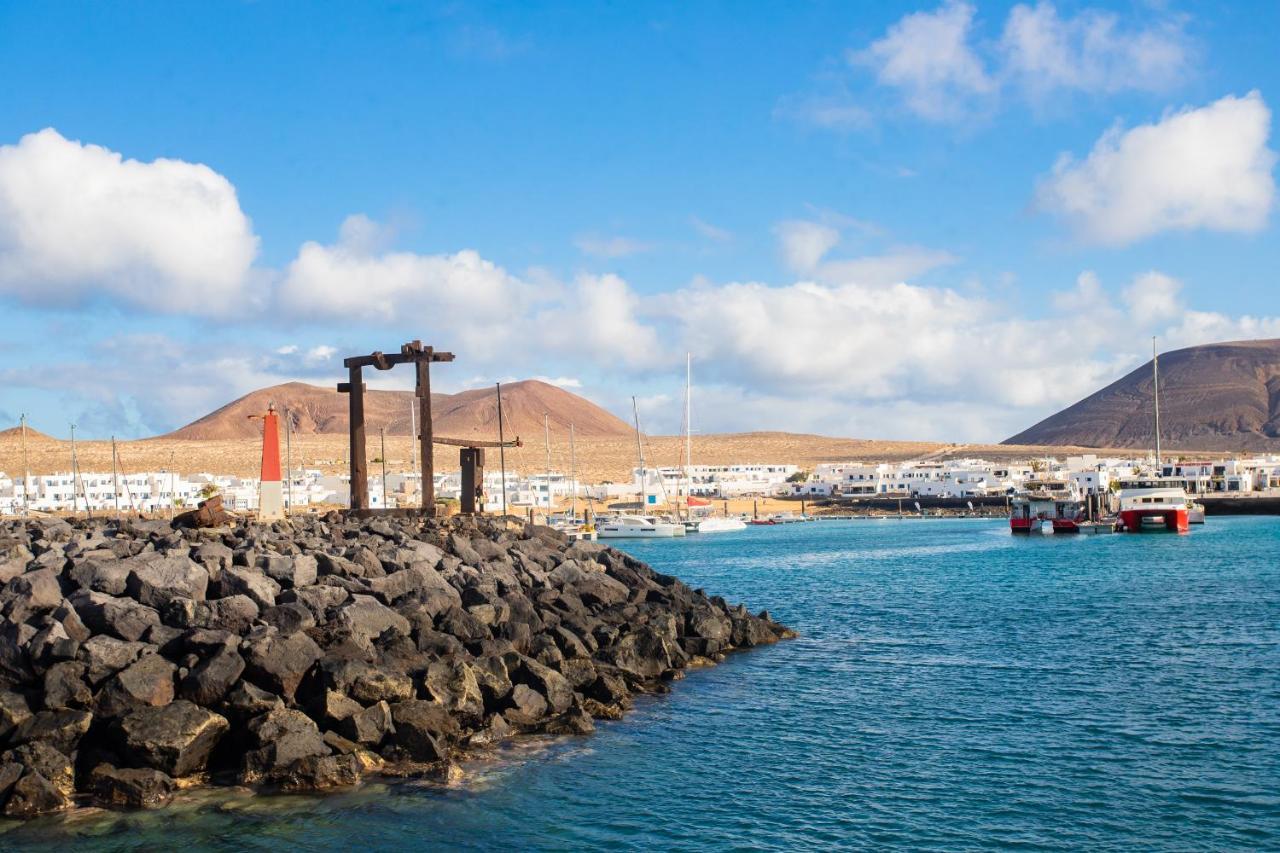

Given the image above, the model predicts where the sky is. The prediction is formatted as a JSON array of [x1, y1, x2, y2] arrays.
[[0, 0, 1278, 442]]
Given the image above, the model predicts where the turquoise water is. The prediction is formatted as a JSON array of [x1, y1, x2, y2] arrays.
[[5, 517, 1279, 850]]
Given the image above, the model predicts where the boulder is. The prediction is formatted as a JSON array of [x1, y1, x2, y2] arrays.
[[198, 594, 259, 633], [70, 590, 160, 642], [43, 661, 92, 710], [89, 763, 175, 809], [79, 635, 148, 687], [95, 654, 175, 718], [335, 595, 410, 649], [339, 700, 394, 745], [118, 701, 229, 777], [0, 762, 21, 805], [2, 567, 64, 617], [262, 602, 316, 635], [178, 648, 245, 706], [242, 631, 322, 701], [506, 654, 574, 714], [2, 771, 70, 817], [2, 741, 74, 797], [215, 566, 280, 610], [0, 689, 33, 740], [389, 700, 460, 761], [504, 684, 548, 728], [9, 709, 92, 754], [126, 555, 208, 608], [69, 558, 133, 596], [240, 708, 329, 783], [277, 753, 362, 791]]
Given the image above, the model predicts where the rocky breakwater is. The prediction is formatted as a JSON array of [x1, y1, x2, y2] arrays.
[[0, 514, 792, 818]]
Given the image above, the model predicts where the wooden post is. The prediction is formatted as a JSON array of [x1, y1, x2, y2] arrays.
[[417, 348, 434, 512], [460, 447, 484, 514], [348, 365, 368, 510]]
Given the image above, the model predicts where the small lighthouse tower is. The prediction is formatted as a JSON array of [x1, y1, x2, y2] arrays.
[[256, 405, 284, 520]]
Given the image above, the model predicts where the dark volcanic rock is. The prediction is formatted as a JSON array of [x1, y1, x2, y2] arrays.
[[89, 763, 175, 809], [117, 701, 229, 777], [0, 513, 791, 819]]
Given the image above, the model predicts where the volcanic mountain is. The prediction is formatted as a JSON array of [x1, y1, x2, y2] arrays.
[[1005, 339, 1280, 451], [164, 380, 633, 441]]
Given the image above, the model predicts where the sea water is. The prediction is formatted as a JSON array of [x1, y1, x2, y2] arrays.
[[3, 517, 1277, 850]]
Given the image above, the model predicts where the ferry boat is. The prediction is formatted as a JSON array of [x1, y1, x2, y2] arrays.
[[1115, 478, 1190, 533], [1009, 479, 1084, 533]]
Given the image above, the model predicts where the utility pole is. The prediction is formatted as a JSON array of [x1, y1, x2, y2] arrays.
[[19, 414, 30, 516], [380, 426, 388, 509], [497, 383, 508, 516]]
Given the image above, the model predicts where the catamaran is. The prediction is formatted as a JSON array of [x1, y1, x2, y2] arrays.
[[597, 397, 681, 539], [1115, 338, 1192, 534]]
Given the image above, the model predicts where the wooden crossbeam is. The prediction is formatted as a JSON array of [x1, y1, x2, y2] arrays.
[[433, 436, 522, 449]]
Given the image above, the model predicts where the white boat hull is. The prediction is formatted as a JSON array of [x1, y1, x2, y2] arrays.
[[696, 517, 747, 533], [596, 516, 681, 539]]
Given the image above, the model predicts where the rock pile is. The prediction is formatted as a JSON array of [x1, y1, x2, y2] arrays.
[[0, 513, 792, 818]]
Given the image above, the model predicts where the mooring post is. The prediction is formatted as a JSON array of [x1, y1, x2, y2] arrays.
[[347, 364, 369, 510]]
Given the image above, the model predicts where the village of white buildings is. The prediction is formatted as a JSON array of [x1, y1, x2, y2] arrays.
[[4, 453, 1280, 516]]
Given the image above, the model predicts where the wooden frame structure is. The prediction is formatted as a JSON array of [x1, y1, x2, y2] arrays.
[[338, 340, 454, 512]]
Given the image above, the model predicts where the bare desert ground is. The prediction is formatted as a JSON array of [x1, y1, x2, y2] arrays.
[[0, 428, 1138, 485]]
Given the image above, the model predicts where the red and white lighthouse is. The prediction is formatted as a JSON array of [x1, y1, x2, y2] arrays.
[[256, 405, 284, 520]]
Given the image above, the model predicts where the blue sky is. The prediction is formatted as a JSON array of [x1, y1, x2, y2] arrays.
[[1, 1, 1277, 442]]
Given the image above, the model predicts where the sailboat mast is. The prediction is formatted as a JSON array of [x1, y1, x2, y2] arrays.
[[1152, 336, 1162, 468], [69, 423, 79, 515], [496, 383, 508, 516], [543, 413, 552, 513], [111, 436, 120, 514], [685, 353, 692, 520], [632, 396, 646, 509], [569, 423, 577, 520], [20, 413, 29, 515]]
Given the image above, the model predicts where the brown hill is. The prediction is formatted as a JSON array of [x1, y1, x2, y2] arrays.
[[0, 426, 55, 441], [164, 380, 632, 442], [1005, 338, 1280, 451]]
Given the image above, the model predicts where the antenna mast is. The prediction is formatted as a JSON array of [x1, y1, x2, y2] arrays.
[[632, 396, 646, 509], [20, 414, 30, 516]]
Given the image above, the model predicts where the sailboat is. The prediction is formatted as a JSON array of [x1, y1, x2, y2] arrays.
[[682, 354, 746, 533], [1114, 337, 1191, 533], [597, 397, 681, 539]]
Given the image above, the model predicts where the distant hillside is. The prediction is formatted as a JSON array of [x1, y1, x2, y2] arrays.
[[1005, 339, 1280, 451], [0, 426, 55, 441], [164, 380, 632, 441]]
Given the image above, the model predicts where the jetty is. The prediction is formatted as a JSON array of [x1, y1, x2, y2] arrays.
[[0, 513, 791, 817]]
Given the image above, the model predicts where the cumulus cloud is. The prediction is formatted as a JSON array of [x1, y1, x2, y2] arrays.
[[784, 1, 1196, 128], [774, 218, 956, 285], [277, 215, 537, 359], [851, 1, 994, 122], [1001, 2, 1191, 99], [536, 274, 663, 369], [689, 216, 733, 243], [1036, 91, 1276, 244], [0, 129, 259, 315]]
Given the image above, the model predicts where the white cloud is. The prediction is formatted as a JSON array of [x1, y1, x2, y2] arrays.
[[1122, 271, 1182, 325], [574, 234, 652, 258], [1001, 2, 1191, 99], [0, 129, 259, 315], [786, 2, 1197, 128], [277, 216, 536, 359], [536, 274, 663, 369], [850, 1, 994, 121], [1036, 91, 1276, 244], [774, 218, 956, 285], [689, 216, 733, 243], [774, 220, 841, 272]]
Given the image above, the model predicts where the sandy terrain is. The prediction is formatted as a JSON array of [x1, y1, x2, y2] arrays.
[[0, 429, 1137, 485]]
